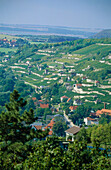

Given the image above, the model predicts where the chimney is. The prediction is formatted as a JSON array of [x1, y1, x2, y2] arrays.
[[104, 102, 106, 109]]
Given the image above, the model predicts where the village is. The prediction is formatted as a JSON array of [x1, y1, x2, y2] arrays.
[[0, 37, 111, 141]]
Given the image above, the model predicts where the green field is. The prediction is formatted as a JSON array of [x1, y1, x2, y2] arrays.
[[30, 41, 44, 44], [0, 47, 17, 53], [0, 34, 20, 40]]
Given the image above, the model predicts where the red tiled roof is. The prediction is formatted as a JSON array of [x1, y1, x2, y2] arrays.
[[32, 97, 37, 101], [49, 130, 53, 135], [101, 109, 111, 113], [39, 100, 43, 103], [40, 103, 49, 108], [95, 81, 100, 83], [11, 40, 16, 42], [87, 117, 95, 121], [44, 119, 55, 130], [67, 98, 71, 102], [61, 95, 68, 99], [69, 106, 78, 110], [3, 39, 7, 41], [76, 84, 82, 87], [96, 109, 111, 116], [34, 125, 42, 130]]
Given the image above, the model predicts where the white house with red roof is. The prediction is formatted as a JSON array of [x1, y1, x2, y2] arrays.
[[84, 117, 99, 125], [73, 84, 82, 89], [60, 95, 69, 102], [69, 106, 78, 112]]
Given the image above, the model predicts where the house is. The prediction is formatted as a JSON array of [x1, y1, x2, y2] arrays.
[[82, 76, 86, 81], [95, 81, 100, 87], [40, 103, 49, 109], [26, 61, 30, 65], [44, 118, 55, 136], [59, 79, 63, 84], [32, 97, 37, 101], [67, 76, 71, 81], [73, 84, 82, 89], [30, 122, 43, 130], [67, 98, 72, 103], [96, 109, 111, 117], [60, 96, 69, 102], [33, 125, 42, 130], [84, 117, 99, 126], [65, 126, 80, 141], [69, 106, 78, 112]]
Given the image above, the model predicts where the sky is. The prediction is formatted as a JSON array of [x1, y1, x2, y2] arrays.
[[0, 0, 111, 29]]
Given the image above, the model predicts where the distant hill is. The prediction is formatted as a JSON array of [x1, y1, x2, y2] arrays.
[[93, 29, 111, 39], [0, 24, 100, 38]]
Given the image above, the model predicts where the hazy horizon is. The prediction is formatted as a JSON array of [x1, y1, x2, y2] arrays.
[[0, 0, 111, 29]]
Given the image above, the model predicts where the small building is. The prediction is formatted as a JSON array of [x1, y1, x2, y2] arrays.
[[65, 126, 80, 141], [26, 61, 30, 65], [32, 97, 37, 101], [69, 106, 78, 112], [30, 122, 43, 130], [95, 81, 100, 87], [82, 76, 86, 81], [60, 96, 69, 102], [40, 103, 49, 109], [73, 84, 82, 89], [84, 117, 99, 126], [44, 118, 55, 136]]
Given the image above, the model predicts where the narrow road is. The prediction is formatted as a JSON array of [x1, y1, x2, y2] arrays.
[[64, 111, 77, 128]]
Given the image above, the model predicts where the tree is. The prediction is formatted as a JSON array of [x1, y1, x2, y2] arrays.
[[0, 90, 48, 169], [52, 119, 67, 137], [43, 108, 52, 120], [76, 127, 89, 142], [23, 139, 110, 169]]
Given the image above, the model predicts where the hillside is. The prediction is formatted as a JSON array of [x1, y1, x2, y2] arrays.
[[0, 24, 100, 38], [0, 37, 111, 111], [93, 29, 111, 39]]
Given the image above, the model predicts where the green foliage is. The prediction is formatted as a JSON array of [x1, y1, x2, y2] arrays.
[[23, 139, 110, 169], [91, 124, 111, 146], [69, 105, 91, 125], [0, 90, 49, 169], [52, 119, 67, 137]]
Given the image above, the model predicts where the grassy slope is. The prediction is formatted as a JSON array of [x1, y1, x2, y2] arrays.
[[73, 44, 111, 55], [0, 47, 17, 53]]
